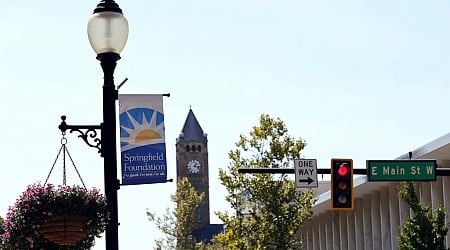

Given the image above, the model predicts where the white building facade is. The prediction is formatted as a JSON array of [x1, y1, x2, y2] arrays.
[[299, 133, 450, 250]]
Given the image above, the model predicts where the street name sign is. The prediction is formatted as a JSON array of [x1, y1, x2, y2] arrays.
[[295, 159, 318, 188], [367, 160, 437, 181]]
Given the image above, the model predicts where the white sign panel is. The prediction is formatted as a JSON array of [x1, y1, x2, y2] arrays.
[[295, 159, 318, 188]]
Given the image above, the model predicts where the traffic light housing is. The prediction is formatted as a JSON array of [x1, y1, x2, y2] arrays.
[[331, 158, 354, 210]]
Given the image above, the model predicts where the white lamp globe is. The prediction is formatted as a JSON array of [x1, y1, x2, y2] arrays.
[[87, 11, 128, 55]]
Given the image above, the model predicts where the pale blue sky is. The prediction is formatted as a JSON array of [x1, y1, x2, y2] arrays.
[[1, 1, 450, 249]]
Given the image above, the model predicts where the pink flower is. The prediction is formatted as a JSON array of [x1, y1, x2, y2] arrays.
[[3, 231, 10, 239]]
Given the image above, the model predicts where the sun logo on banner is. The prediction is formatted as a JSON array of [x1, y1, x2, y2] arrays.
[[120, 108, 165, 151]]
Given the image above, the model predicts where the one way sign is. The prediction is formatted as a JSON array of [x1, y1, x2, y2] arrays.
[[295, 159, 318, 188]]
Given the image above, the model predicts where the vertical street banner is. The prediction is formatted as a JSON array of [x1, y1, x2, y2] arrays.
[[119, 94, 167, 185]]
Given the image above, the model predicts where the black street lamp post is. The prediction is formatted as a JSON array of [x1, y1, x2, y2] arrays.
[[58, 1, 128, 249]]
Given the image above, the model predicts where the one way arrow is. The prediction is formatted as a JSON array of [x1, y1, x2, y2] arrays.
[[298, 177, 314, 185]]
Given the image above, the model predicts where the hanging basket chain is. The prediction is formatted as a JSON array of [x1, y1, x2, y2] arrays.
[[45, 132, 87, 188], [65, 144, 87, 189], [63, 140, 67, 186], [44, 144, 64, 186]]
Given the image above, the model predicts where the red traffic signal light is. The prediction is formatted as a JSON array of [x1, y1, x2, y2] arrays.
[[337, 164, 349, 176], [331, 158, 353, 210]]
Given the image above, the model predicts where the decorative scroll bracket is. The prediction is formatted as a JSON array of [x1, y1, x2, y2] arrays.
[[58, 115, 103, 155]]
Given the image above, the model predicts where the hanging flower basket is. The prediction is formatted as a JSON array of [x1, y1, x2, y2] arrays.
[[39, 215, 87, 245], [1, 183, 109, 249]]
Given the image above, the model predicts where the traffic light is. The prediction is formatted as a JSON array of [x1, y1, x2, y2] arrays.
[[331, 158, 353, 210]]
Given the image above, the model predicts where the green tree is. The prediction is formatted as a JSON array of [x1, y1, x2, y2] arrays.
[[214, 114, 316, 249], [148, 177, 205, 250], [398, 181, 448, 250], [0, 215, 4, 250], [0, 215, 3, 235]]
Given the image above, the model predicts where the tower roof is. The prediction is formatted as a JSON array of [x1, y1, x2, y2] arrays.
[[178, 108, 207, 143]]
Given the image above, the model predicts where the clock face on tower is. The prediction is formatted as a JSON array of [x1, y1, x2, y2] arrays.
[[187, 159, 201, 174]]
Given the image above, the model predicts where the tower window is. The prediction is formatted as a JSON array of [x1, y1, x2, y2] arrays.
[[185, 144, 202, 153]]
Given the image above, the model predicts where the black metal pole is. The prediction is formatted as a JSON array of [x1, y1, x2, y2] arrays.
[[98, 52, 120, 250]]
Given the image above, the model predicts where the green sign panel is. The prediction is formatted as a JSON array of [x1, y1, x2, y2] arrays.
[[367, 160, 437, 181]]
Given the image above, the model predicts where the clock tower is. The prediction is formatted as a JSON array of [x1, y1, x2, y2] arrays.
[[176, 108, 210, 230]]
